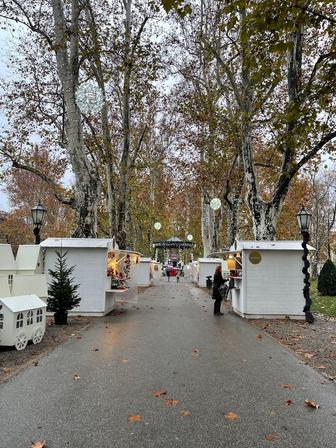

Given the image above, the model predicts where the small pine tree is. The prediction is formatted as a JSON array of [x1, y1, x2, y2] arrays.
[[47, 251, 81, 324], [317, 259, 336, 296]]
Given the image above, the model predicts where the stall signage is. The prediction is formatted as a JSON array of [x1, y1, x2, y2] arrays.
[[249, 251, 261, 264]]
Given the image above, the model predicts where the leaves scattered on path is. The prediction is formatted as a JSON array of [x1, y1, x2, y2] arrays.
[[31, 441, 46, 448], [192, 348, 200, 357], [265, 433, 277, 441], [122, 359, 129, 363], [128, 415, 142, 422], [181, 409, 191, 416], [73, 374, 80, 380], [153, 390, 167, 397], [281, 384, 293, 389], [304, 400, 320, 409], [165, 399, 179, 407], [256, 333, 263, 339], [224, 412, 240, 421], [284, 399, 294, 406], [91, 347, 99, 352]]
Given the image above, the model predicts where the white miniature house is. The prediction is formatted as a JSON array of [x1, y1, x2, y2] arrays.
[[0, 295, 46, 350], [224, 240, 313, 319], [41, 238, 141, 316]]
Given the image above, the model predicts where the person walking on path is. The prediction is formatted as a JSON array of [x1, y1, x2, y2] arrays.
[[212, 265, 225, 316]]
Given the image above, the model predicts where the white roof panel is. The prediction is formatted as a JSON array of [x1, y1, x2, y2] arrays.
[[198, 258, 223, 263], [0, 244, 16, 270], [0, 294, 46, 312], [231, 240, 315, 251], [16, 245, 41, 270], [41, 238, 114, 249]]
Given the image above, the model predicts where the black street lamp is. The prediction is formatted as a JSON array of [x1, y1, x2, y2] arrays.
[[31, 201, 47, 245], [296, 206, 314, 323]]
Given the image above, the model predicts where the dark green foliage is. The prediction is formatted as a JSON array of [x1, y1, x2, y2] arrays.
[[47, 251, 81, 314], [317, 259, 336, 296]]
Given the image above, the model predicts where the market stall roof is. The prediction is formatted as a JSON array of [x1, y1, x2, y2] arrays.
[[210, 240, 315, 257], [153, 236, 193, 249], [41, 238, 115, 248]]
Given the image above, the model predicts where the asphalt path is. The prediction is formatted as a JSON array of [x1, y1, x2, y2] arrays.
[[1, 279, 335, 447]]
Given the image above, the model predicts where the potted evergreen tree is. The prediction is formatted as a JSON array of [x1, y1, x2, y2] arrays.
[[47, 251, 81, 325], [317, 259, 336, 296]]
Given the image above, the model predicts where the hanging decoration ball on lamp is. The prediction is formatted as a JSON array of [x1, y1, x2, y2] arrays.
[[154, 222, 162, 230], [76, 80, 104, 115], [187, 234, 193, 241], [210, 198, 221, 210]]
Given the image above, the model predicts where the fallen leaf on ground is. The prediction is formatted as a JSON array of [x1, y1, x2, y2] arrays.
[[285, 400, 294, 406], [165, 399, 179, 407], [128, 415, 142, 422], [224, 412, 240, 421], [317, 365, 326, 369], [91, 348, 99, 352], [76, 336, 82, 339], [304, 353, 314, 359], [281, 384, 293, 389], [192, 348, 200, 357], [34, 361, 39, 367], [153, 390, 167, 397], [73, 374, 80, 380], [122, 359, 129, 363], [305, 400, 320, 409], [181, 409, 190, 416], [31, 441, 46, 448], [265, 433, 277, 441], [256, 333, 263, 339], [1, 367, 13, 374]]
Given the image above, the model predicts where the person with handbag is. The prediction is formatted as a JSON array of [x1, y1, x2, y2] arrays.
[[212, 265, 226, 316]]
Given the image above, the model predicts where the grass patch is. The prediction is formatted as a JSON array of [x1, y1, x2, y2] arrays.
[[311, 279, 336, 317]]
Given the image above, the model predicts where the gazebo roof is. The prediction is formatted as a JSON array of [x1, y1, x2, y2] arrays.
[[153, 236, 193, 249]]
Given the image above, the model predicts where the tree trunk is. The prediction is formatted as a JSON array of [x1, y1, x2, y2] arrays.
[[117, 0, 132, 249], [51, 0, 101, 237]]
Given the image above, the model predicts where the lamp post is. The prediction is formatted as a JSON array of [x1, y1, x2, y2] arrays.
[[31, 201, 47, 245], [296, 206, 314, 323]]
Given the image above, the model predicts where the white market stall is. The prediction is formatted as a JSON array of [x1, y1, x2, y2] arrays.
[[224, 240, 312, 319], [41, 238, 141, 316], [136, 258, 152, 287], [197, 258, 223, 287], [135, 258, 162, 286], [0, 294, 46, 350]]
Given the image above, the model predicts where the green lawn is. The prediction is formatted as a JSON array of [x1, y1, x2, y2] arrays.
[[311, 279, 336, 317]]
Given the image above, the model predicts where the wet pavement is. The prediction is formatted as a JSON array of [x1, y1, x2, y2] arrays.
[[1, 279, 335, 447]]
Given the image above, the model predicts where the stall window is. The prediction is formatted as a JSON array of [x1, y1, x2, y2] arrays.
[[16, 313, 24, 328], [27, 310, 33, 326], [36, 309, 43, 323], [0, 313, 3, 329]]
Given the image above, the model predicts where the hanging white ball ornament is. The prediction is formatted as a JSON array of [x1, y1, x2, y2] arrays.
[[76, 80, 104, 115], [154, 222, 162, 230], [187, 234, 193, 241], [210, 198, 221, 210]]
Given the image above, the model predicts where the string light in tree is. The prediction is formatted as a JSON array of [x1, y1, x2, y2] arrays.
[[210, 198, 221, 210], [187, 234, 193, 241], [154, 222, 162, 230], [76, 80, 104, 115]]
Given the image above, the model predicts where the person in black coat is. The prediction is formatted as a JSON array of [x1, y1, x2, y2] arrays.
[[212, 265, 226, 316]]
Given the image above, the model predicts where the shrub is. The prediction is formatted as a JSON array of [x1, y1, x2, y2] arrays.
[[317, 259, 336, 296]]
